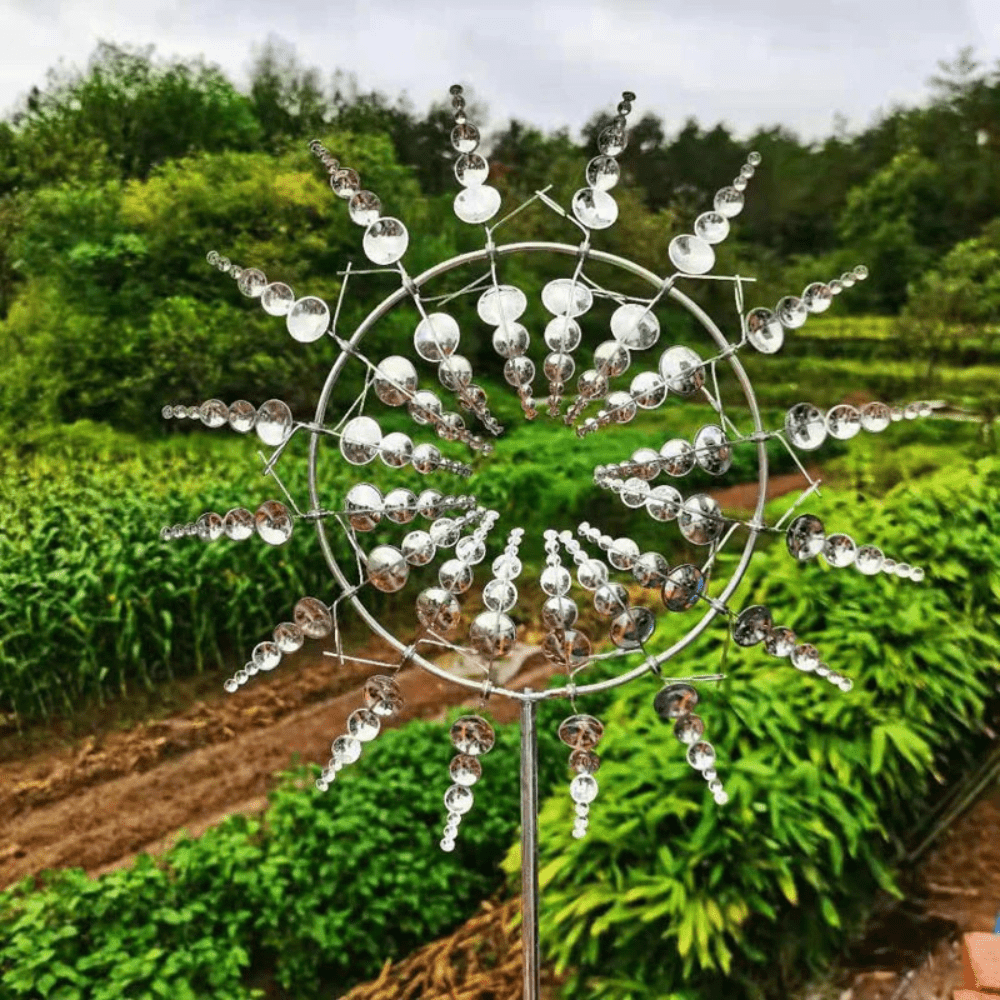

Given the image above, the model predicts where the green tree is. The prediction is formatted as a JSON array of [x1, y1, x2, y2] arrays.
[[922, 49, 1000, 236], [329, 73, 485, 197], [905, 217, 1000, 327], [488, 119, 581, 204], [0, 132, 433, 430], [247, 35, 329, 152], [2, 42, 262, 193], [900, 218, 1000, 430], [838, 149, 943, 311], [0, 193, 24, 318]]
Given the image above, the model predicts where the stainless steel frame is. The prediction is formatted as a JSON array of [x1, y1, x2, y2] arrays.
[[306, 240, 768, 998], [308, 241, 768, 701]]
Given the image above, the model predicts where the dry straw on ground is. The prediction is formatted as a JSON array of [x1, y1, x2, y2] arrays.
[[341, 897, 562, 1000]]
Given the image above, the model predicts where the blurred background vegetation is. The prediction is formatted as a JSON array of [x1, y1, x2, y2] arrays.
[[1, 37, 1000, 1000], [1, 41, 1000, 430]]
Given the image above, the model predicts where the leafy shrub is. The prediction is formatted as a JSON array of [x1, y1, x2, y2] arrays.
[[0, 138, 428, 431], [518, 457, 1000, 999], [0, 850, 259, 1000], [0, 713, 567, 999]]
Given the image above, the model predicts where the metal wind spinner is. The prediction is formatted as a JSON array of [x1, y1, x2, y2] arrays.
[[157, 84, 933, 998]]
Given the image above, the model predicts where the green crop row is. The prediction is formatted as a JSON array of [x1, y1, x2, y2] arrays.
[[737, 348, 1000, 410], [0, 422, 340, 722], [796, 315, 898, 341], [0, 401, 971, 725], [0, 400, 808, 724]]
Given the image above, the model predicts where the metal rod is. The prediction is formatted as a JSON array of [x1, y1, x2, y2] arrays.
[[520, 692, 541, 1000]]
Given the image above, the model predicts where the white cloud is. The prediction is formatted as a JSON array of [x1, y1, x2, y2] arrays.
[[0, 0, 996, 141]]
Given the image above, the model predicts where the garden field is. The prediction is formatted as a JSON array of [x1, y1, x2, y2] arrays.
[[0, 230, 995, 1000], [3, 39, 1000, 1000], [1, 400, 997, 998]]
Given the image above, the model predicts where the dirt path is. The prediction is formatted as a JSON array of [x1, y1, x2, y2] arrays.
[[824, 786, 1000, 1000], [711, 465, 820, 513], [339, 897, 563, 1000], [0, 634, 560, 889], [331, 788, 1000, 1000]]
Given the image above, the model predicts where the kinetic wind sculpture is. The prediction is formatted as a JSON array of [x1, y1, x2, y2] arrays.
[[158, 85, 933, 997]]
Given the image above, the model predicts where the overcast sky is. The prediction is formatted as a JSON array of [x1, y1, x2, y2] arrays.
[[2, 0, 999, 141]]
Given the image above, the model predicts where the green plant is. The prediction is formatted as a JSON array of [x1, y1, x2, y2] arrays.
[[511, 457, 1000, 999], [0, 713, 568, 999], [0, 423, 342, 722], [3, 462, 998, 999]]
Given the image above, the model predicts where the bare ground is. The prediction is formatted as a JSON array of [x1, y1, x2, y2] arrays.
[[0, 634, 566, 889]]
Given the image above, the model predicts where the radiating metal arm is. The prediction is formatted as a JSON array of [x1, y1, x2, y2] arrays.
[[307, 240, 769, 706]]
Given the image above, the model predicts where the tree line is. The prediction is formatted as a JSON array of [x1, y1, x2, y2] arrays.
[[0, 39, 998, 433]]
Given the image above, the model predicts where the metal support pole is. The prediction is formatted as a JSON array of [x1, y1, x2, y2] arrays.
[[520, 691, 541, 1000]]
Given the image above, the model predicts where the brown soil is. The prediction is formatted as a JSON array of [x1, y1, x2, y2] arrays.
[[0, 633, 562, 890], [801, 786, 1000, 1000], [711, 465, 821, 514]]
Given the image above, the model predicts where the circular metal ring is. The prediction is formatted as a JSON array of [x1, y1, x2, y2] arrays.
[[307, 241, 768, 703]]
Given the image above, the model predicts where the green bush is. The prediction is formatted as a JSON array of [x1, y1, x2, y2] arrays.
[[519, 457, 1000, 999], [0, 138, 431, 431], [0, 712, 567, 999]]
